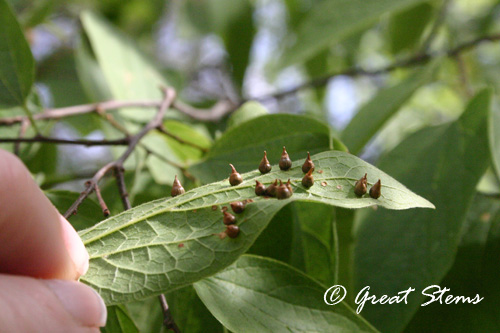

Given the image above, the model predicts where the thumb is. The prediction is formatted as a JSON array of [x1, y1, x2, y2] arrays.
[[0, 274, 107, 331]]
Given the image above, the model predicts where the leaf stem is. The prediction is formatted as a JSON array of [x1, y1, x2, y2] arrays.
[[22, 101, 40, 134]]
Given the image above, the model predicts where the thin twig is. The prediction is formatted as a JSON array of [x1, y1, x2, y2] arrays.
[[454, 54, 473, 98], [0, 100, 161, 126], [157, 125, 208, 152], [95, 106, 131, 136], [92, 182, 110, 217], [159, 294, 181, 333], [14, 119, 30, 155], [108, 113, 179, 333], [0, 136, 130, 146], [254, 33, 500, 102], [0, 98, 236, 126], [63, 87, 176, 218], [113, 166, 131, 211], [172, 99, 236, 122]]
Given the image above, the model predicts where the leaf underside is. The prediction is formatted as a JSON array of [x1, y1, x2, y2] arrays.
[[79, 150, 433, 305]]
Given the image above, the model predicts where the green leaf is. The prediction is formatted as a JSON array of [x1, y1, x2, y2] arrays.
[[37, 50, 89, 107], [281, 0, 429, 68], [166, 286, 224, 333], [45, 190, 102, 231], [489, 100, 500, 179], [80, 11, 171, 121], [294, 202, 337, 286], [79, 150, 433, 305], [102, 305, 139, 333], [0, 0, 34, 107], [194, 255, 377, 332], [74, 37, 114, 102], [189, 114, 332, 183], [125, 297, 164, 333], [388, 2, 434, 53], [342, 62, 438, 155], [405, 194, 500, 332], [227, 101, 268, 129], [354, 89, 491, 332], [248, 204, 295, 263], [18, 0, 56, 28], [182, 0, 255, 90]]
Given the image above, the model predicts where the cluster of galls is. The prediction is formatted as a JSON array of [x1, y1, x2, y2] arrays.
[[229, 147, 317, 200], [255, 178, 294, 199], [217, 200, 252, 239], [354, 173, 381, 199]]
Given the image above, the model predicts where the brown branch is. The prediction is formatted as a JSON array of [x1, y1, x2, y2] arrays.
[[156, 125, 208, 153], [112, 159, 178, 333], [113, 166, 131, 211], [0, 98, 236, 126], [159, 294, 181, 333], [92, 182, 110, 217], [0, 100, 161, 126], [14, 119, 30, 155], [0, 135, 130, 146], [254, 33, 500, 102], [454, 54, 473, 98], [63, 87, 176, 219], [172, 99, 236, 122]]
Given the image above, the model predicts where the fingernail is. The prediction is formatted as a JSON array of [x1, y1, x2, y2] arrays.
[[45, 280, 107, 327], [59, 215, 89, 277]]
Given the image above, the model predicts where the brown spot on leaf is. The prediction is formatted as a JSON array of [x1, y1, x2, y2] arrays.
[[178, 243, 184, 248], [480, 212, 491, 222], [321, 181, 327, 187], [212, 205, 218, 211]]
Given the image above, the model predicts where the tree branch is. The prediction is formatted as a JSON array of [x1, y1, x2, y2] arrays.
[[0, 100, 161, 126], [172, 99, 236, 122], [254, 33, 500, 102], [156, 125, 208, 152], [0, 136, 130, 146], [113, 166, 131, 211], [63, 87, 176, 218]]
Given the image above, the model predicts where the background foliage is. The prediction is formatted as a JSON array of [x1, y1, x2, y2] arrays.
[[1, 0, 500, 332]]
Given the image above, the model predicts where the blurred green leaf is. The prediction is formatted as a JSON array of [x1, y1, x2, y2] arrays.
[[0, 0, 34, 107], [18, 0, 56, 28], [80, 11, 172, 121], [125, 297, 165, 333], [37, 50, 89, 107], [388, 2, 434, 53], [189, 114, 332, 183], [102, 305, 139, 333], [405, 194, 500, 332], [354, 89, 491, 332], [194, 255, 377, 332], [222, 0, 255, 91], [281, 0, 429, 68], [45, 190, 102, 231], [248, 204, 295, 263], [167, 286, 224, 333], [489, 100, 500, 179], [182, 0, 255, 91], [342, 62, 438, 155], [80, 151, 432, 304], [227, 101, 268, 129], [294, 202, 337, 286], [74, 37, 114, 102]]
